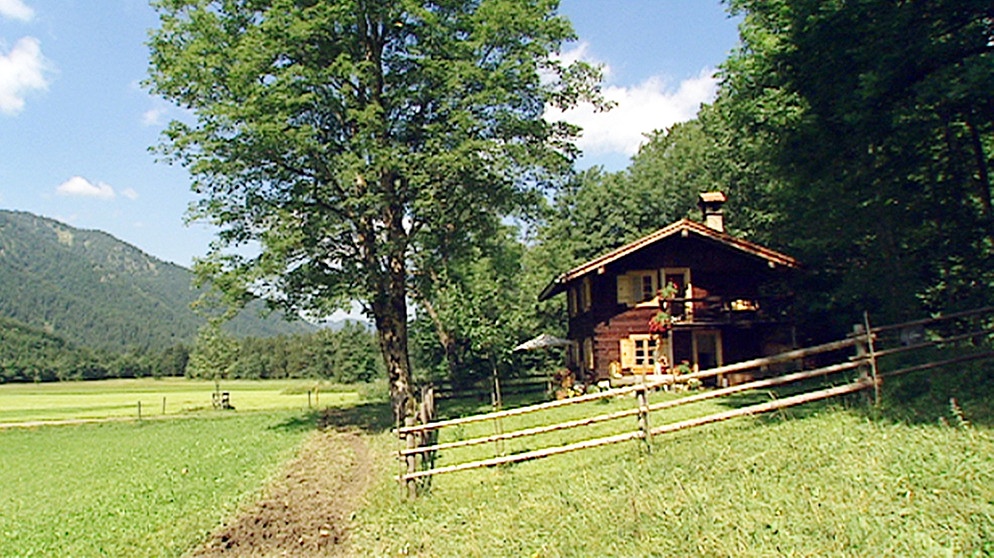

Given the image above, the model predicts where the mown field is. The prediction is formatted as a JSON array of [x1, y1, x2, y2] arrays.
[[0, 377, 362, 423], [2, 377, 993, 557], [0, 410, 312, 556]]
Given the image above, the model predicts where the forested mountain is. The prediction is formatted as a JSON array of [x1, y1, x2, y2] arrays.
[[0, 210, 309, 352]]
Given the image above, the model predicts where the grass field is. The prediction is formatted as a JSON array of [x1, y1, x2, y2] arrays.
[[0, 377, 362, 423], [3, 377, 993, 556]]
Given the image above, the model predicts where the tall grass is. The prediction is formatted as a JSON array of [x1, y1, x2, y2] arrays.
[[353, 400, 994, 557], [0, 411, 313, 557]]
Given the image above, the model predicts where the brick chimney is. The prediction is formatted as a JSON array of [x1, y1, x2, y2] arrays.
[[697, 191, 727, 232]]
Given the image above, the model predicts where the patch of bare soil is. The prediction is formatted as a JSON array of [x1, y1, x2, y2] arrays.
[[189, 428, 372, 557]]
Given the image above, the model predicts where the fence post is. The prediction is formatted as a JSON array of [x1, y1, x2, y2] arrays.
[[636, 378, 651, 452], [419, 385, 438, 483], [863, 311, 880, 406], [404, 411, 417, 499], [853, 318, 879, 406], [491, 366, 505, 458]]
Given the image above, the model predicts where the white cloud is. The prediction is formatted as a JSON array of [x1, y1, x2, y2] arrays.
[[0, 0, 34, 22], [546, 46, 719, 157], [56, 176, 117, 200], [141, 107, 165, 126], [121, 187, 139, 200], [0, 36, 51, 115]]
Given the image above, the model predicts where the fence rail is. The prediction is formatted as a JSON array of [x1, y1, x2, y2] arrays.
[[398, 307, 994, 494]]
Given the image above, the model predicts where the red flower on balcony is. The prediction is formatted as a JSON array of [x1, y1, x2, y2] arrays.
[[648, 310, 672, 333]]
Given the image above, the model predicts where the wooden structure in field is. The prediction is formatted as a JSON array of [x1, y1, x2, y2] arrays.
[[539, 192, 800, 386]]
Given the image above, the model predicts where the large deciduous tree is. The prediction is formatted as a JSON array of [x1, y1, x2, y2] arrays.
[[146, 0, 603, 423]]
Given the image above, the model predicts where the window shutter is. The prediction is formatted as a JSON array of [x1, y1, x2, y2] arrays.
[[619, 338, 634, 368], [617, 274, 633, 306], [584, 337, 594, 370], [582, 278, 592, 311]]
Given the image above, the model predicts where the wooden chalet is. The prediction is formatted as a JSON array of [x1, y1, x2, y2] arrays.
[[538, 192, 800, 387]]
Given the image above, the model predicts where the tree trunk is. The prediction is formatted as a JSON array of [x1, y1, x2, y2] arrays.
[[965, 116, 993, 227], [373, 277, 413, 426]]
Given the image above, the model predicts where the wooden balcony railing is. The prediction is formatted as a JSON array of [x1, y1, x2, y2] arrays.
[[662, 295, 792, 324]]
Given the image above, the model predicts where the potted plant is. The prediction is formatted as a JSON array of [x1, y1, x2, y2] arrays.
[[647, 282, 679, 334]]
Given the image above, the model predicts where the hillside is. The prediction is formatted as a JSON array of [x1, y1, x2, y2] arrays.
[[0, 210, 309, 352]]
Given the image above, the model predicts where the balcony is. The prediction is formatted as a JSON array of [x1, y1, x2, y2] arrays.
[[663, 295, 793, 326]]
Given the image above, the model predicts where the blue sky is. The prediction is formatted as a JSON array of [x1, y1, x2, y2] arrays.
[[0, 0, 740, 268]]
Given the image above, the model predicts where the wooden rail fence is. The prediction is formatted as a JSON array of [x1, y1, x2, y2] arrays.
[[398, 307, 994, 496]]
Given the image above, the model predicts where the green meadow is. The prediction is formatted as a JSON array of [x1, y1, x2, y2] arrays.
[[0, 377, 360, 424]]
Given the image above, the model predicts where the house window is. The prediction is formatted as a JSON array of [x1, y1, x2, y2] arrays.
[[619, 334, 668, 373], [617, 271, 657, 307], [568, 278, 593, 316], [639, 274, 655, 302], [633, 337, 656, 367]]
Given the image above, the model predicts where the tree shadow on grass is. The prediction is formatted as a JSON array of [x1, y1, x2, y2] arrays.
[[269, 410, 325, 433], [318, 400, 395, 434], [709, 363, 994, 428], [859, 362, 994, 428], [267, 391, 548, 437], [266, 401, 395, 435]]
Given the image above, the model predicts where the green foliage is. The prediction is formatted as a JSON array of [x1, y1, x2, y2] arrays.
[[0, 315, 198, 383], [0, 316, 103, 382], [537, 120, 738, 269], [230, 324, 384, 383], [186, 321, 239, 384], [411, 225, 562, 386]]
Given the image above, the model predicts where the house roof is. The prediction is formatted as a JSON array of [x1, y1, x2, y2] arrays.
[[538, 219, 800, 301]]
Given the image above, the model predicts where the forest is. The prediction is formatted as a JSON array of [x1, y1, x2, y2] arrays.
[[0, 316, 382, 384]]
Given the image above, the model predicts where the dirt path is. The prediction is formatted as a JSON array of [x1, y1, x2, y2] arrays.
[[189, 428, 374, 557]]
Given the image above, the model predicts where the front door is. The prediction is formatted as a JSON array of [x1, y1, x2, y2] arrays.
[[693, 330, 723, 385]]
